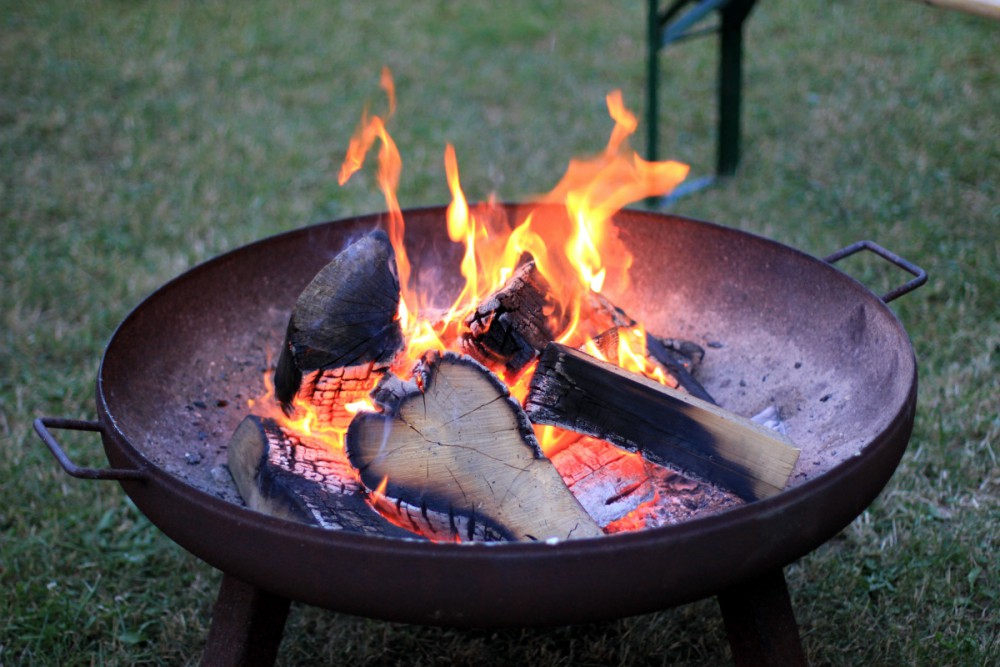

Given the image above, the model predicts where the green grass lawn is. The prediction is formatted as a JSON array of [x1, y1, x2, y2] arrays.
[[2, 1, 997, 665]]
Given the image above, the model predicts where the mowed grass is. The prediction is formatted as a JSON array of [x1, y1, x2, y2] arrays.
[[1, 1, 997, 665]]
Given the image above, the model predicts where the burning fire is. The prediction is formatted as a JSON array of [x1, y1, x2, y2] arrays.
[[249, 355, 375, 448], [254, 69, 690, 530], [333, 70, 686, 378]]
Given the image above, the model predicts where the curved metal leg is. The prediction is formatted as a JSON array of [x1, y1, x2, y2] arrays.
[[717, 567, 806, 667], [201, 573, 291, 667]]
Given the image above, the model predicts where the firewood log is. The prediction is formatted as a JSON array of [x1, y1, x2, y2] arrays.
[[273, 230, 404, 424], [460, 260, 561, 378], [459, 262, 709, 398], [226, 414, 418, 537], [588, 325, 709, 398], [603, 466, 744, 533], [549, 435, 745, 530], [525, 343, 800, 501], [587, 292, 713, 402], [345, 351, 604, 542]]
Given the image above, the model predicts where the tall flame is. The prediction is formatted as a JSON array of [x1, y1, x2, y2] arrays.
[[333, 69, 691, 383], [337, 66, 413, 324], [245, 69, 694, 538]]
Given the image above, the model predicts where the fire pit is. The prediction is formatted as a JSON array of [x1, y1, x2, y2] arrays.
[[36, 204, 924, 665]]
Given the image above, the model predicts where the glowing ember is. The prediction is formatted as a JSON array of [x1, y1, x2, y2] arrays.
[[247, 359, 375, 450]]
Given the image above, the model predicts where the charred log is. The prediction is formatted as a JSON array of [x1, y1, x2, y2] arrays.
[[460, 261, 561, 378], [603, 467, 744, 534], [296, 362, 383, 429], [587, 292, 712, 402], [346, 351, 603, 542], [549, 433, 745, 530], [644, 333, 714, 403], [525, 343, 800, 501], [588, 326, 709, 398], [226, 414, 417, 538], [274, 230, 404, 418]]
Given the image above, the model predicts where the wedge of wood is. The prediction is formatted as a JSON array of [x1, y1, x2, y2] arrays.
[[273, 230, 403, 419], [346, 351, 604, 542]]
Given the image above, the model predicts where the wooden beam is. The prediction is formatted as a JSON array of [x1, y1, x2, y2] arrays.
[[525, 343, 800, 501]]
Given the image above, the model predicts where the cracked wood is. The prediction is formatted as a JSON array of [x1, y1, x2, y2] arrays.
[[345, 351, 603, 542], [226, 414, 417, 538]]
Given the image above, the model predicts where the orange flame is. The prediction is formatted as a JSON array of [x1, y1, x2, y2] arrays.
[[247, 364, 374, 451], [337, 68, 414, 326], [334, 70, 689, 382], [444, 143, 477, 318], [255, 70, 691, 536]]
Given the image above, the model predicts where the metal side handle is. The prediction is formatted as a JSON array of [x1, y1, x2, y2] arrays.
[[824, 240, 927, 303], [33, 417, 147, 481]]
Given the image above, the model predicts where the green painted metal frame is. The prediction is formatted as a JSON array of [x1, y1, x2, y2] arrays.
[[647, 0, 759, 189]]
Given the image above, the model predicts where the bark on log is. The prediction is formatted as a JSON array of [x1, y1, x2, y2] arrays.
[[460, 261, 561, 378], [226, 414, 418, 538], [346, 351, 604, 542], [525, 343, 800, 501], [273, 230, 403, 418]]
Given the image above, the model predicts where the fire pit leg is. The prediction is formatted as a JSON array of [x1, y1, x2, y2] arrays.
[[201, 573, 291, 667], [717, 567, 806, 667]]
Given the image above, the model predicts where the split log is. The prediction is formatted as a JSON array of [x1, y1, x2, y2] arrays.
[[525, 343, 800, 501], [346, 351, 604, 542], [460, 261, 561, 378], [273, 230, 404, 423], [226, 414, 417, 538], [458, 259, 709, 400]]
